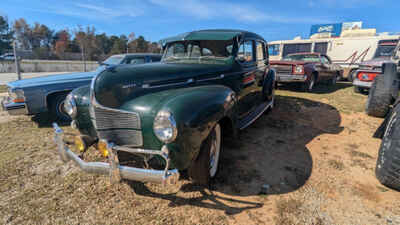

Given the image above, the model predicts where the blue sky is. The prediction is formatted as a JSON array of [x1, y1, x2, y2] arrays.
[[0, 0, 399, 42]]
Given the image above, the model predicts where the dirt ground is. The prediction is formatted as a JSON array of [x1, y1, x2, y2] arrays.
[[0, 82, 399, 225]]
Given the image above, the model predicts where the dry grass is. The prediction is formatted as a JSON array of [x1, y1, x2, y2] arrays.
[[2, 81, 399, 225], [276, 82, 367, 113], [328, 159, 345, 171]]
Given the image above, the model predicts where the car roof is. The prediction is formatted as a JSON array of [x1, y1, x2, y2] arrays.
[[111, 53, 162, 57], [159, 29, 265, 45]]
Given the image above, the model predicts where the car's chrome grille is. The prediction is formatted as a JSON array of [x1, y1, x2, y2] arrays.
[[97, 129, 143, 146], [92, 105, 142, 146], [94, 106, 141, 130], [272, 65, 292, 74]]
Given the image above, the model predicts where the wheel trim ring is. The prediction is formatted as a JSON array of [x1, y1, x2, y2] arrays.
[[209, 124, 221, 177], [309, 78, 315, 90], [58, 100, 68, 117]]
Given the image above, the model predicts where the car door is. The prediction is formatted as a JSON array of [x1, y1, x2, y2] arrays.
[[321, 55, 336, 79], [318, 55, 331, 80], [237, 40, 259, 119]]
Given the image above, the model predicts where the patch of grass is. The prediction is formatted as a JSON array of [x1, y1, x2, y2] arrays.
[[0, 85, 7, 93], [275, 198, 304, 225], [351, 159, 370, 170], [276, 81, 367, 113], [349, 150, 373, 159], [328, 159, 345, 171]]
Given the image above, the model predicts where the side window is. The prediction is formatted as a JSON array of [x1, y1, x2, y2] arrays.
[[151, 56, 162, 62], [238, 41, 254, 62], [256, 41, 265, 61], [126, 57, 146, 65], [268, 44, 280, 56]]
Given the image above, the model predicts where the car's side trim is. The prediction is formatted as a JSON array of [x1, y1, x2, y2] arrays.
[[238, 97, 274, 130]]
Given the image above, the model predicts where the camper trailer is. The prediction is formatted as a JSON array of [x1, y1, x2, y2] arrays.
[[269, 29, 400, 79]]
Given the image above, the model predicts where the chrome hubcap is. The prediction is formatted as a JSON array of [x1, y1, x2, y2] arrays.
[[209, 124, 221, 178]]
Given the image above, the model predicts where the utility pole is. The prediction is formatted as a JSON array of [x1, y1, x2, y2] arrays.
[[81, 45, 86, 72], [13, 41, 21, 80]]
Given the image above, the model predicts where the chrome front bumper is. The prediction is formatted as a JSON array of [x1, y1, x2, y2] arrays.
[[276, 74, 307, 82], [53, 123, 180, 185], [1, 97, 28, 115], [353, 79, 372, 89]]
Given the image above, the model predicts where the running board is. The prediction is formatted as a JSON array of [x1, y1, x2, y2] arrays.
[[238, 99, 273, 130]]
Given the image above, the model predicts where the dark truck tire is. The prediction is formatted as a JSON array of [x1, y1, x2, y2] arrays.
[[376, 104, 400, 191], [365, 63, 398, 118], [188, 123, 222, 186]]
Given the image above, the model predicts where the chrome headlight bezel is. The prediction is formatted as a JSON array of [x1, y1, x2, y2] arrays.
[[8, 88, 25, 101], [153, 110, 178, 144], [64, 94, 77, 119]]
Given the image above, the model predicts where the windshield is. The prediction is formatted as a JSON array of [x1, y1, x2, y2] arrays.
[[162, 40, 234, 64], [283, 54, 320, 62], [374, 45, 396, 58], [102, 55, 124, 65]]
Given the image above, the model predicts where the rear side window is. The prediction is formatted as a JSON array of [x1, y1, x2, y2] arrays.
[[238, 41, 254, 62], [314, 42, 328, 54], [268, 44, 280, 56]]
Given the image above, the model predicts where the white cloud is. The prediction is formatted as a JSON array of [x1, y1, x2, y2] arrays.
[[149, 0, 331, 24], [308, 0, 378, 8], [39, 1, 145, 21]]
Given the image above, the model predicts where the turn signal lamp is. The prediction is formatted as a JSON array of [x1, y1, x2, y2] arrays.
[[358, 72, 378, 82], [74, 136, 87, 152], [97, 140, 109, 157]]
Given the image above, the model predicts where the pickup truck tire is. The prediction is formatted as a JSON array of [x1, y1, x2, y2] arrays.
[[366, 75, 392, 118], [49, 93, 71, 122], [354, 86, 363, 93], [189, 123, 222, 186], [376, 104, 400, 191], [348, 70, 356, 82]]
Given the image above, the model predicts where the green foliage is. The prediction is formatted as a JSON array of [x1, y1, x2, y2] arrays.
[[0, 16, 13, 54], [5, 15, 161, 60]]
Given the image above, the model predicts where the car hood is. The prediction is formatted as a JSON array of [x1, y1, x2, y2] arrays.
[[359, 57, 393, 68], [94, 62, 233, 108], [270, 60, 310, 66], [7, 71, 96, 89]]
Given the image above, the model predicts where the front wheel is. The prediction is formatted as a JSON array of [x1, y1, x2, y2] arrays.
[[303, 75, 316, 92], [188, 123, 222, 185], [49, 94, 71, 122], [366, 75, 392, 118]]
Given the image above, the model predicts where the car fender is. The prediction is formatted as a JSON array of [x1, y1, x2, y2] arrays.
[[119, 85, 237, 170], [70, 85, 97, 137]]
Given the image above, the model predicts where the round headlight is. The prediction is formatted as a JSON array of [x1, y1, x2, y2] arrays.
[[153, 110, 177, 143], [64, 94, 77, 119]]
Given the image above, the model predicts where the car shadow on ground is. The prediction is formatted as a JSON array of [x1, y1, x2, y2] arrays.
[[31, 112, 70, 128], [125, 95, 344, 214], [278, 81, 352, 94]]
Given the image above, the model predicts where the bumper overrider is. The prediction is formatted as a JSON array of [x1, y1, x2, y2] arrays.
[[1, 96, 28, 115], [276, 74, 307, 82], [353, 79, 372, 89], [53, 123, 180, 185]]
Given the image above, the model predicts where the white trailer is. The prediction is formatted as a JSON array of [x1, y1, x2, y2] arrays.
[[268, 32, 400, 78]]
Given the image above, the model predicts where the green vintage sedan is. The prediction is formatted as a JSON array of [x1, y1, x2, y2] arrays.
[[53, 29, 276, 186]]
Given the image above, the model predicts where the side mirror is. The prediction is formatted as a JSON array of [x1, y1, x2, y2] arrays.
[[393, 55, 399, 60]]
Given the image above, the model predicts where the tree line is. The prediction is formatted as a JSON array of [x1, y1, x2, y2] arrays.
[[0, 15, 161, 61]]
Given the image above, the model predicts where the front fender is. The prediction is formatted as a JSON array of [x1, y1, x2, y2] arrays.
[[119, 85, 236, 170], [70, 85, 97, 137]]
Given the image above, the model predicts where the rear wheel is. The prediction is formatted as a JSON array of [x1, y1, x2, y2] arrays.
[[188, 123, 222, 185], [376, 105, 400, 191], [366, 75, 392, 118], [49, 93, 71, 122]]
